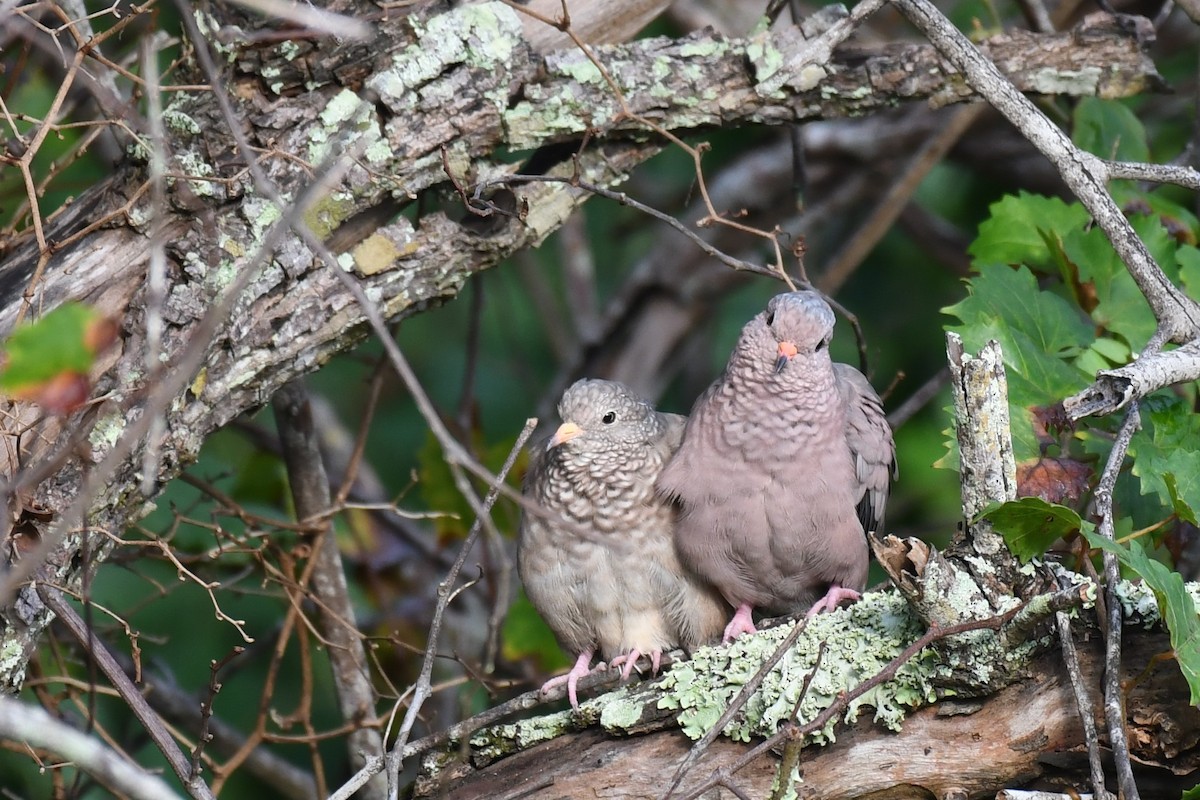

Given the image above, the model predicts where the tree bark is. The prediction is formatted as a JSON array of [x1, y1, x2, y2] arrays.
[[414, 627, 1199, 799]]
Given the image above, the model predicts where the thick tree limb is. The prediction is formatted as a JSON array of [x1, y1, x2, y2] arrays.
[[413, 624, 1199, 798]]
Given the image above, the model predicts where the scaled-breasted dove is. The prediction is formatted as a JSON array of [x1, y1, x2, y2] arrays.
[[658, 291, 896, 641], [519, 379, 728, 708]]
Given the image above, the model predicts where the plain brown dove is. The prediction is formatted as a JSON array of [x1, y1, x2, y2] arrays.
[[519, 379, 728, 708], [658, 291, 896, 642]]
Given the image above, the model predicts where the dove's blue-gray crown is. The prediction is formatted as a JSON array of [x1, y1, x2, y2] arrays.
[[764, 291, 836, 349]]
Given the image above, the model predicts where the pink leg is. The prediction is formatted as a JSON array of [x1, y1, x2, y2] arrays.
[[722, 603, 758, 643], [539, 650, 598, 709], [805, 585, 861, 619]]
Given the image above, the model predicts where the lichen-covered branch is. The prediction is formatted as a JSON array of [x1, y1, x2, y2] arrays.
[[412, 582, 1199, 799]]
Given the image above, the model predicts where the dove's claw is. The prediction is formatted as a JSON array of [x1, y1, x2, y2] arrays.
[[540, 650, 596, 710], [805, 585, 861, 618], [722, 604, 758, 643]]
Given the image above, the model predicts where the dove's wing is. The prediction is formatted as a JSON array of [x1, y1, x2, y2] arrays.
[[834, 363, 896, 536]]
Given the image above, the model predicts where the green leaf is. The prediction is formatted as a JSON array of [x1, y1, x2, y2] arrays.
[[0, 302, 99, 393], [1072, 97, 1150, 163], [1063, 213, 1179, 350], [979, 498, 1087, 562], [1129, 398, 1200, 528], [945, 264, 1092, 362], [944, 264, 1092, 460], [502, 590, 568, 672], [968, 193, 1090, 270], [1182, 783, 1200, 800], [1083, 533, 1200, 705], [1180, 246, 1200, 302]]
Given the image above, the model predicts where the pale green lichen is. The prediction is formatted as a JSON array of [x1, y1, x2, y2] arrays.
[[1025, 67, 1101, 95], [174, 150, 218, 197], [1114, 578, 1200, 627], [471, 708, 574, 762], [747, 34, 785, 99], [368, 2, 521, 111], [162, 109, 201, 136], [364, 137, 394, 166], [310, 90, 378, 163], [320, 89, 364, 127], [212, 259, 238, 289], [243, 196, 282, 242], [88, 412, 125, 452], [279, 40, 301, 61], [598, 686, 645, 730], [556, 54, 604, 86], [679, 39, 728, 59], [658, 591, 934, 744]]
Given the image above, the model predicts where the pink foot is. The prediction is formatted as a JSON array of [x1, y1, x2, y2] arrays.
[[805, 585, 861, 619], [611, 649, 666, 681], [611, 650, 640, 680], [539, 650, 599, 709], [722, 603, 758, 643]]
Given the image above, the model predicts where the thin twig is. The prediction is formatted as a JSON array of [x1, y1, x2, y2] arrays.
[[769, 641, 827, 800], [382, 419, 537, 798], [39, 587, 217, 800], [190, 646, 244, 781], [273, 381, 386, 798], [1055, 612, 1110, 800], [1092, 406, 1143, 800]]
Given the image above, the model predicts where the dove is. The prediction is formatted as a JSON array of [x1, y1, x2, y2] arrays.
[[518, 379, 728, 708], [658, 290, 896, 642]]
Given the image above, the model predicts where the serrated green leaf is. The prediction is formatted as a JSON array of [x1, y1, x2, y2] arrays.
[[1063, 214, 1179, 349], [1083, 533, 1200, 705], [1072, 97, 1150, 163], [945, 264, 1093, 361], [944, 264, 1092, 460], [1182, 783, 1200, 800], [968, 193, 1090, 270], [1129, 398, 1200, 529], [980, 498, 1087, 562], [0, 302, 98, 393]]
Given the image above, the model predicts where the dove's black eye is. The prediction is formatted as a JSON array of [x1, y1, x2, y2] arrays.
[[765, 310, 775, 326], [602, 411, 616, 424], [815, 338, 828, 352]]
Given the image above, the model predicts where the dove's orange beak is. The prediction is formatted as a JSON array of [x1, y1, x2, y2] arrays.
[[551, 422, 583, 447], [774, 341, 798, 373]]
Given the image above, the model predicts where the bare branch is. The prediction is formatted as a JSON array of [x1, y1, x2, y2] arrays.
[[0, 694, 181, 800]]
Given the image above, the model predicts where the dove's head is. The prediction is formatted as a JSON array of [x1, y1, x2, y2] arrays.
[[753, 291, 836, 374], [549, 379, 659, 454]]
